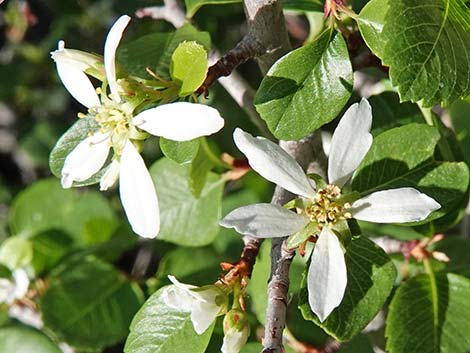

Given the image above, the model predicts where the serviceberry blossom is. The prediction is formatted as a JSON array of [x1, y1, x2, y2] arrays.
[[51, 15, 224, 239], [220, 98, 440, 322], [163, 276, 228, 335], [0, 269, 29, 305]]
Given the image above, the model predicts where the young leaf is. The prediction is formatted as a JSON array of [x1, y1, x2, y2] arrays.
[[0, 325, 62, 353], [381, 0, 470, 107], [9, 179, 118, 244], [150, 158, 224, 246], [299, 236, 396, 341], [386, 273, 470, 353], [254, 30, 353, 140], [170, 41, 208, 97], [0, 236, 33, 269], [124, 286, 214, 353], [40, 256, 143, 351]]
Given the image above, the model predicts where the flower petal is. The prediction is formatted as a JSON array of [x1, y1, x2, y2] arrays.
[[328, 98, 373, 187], [61, 132, 110, 188], [104, 15, 131, 102], [233, 129, 316, 198], [54, 42, 100, 108], [162, 285, 195, 311], [191, 300, 220, 334], [119, 141, 160, 238], [308, 227, 347, 322], [351, 187, 441, 223], [219, 203, 310, 238], [133, 102, 224, 141], [12, 269, 29, 301]]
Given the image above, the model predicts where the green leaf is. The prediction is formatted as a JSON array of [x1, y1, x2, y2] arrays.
[[386, 273, 470, 353], [160, 137, 200, 165], [41, 255, 143, 351], [0, 236, 33, 269], [0, 325, 62, 353], [189, 141, 215, 198], [9, 179, 118, 245], [381, 0, 470, 107], [156, 246, 223, 286], [30, 230, 73, 275], [352, 124, 469, 225], [125, 285, 214, 353], [185, 0, 241, 18], [337, 334, 375, 353], [150, 158, 224, 246], [281, 0, 323, 12], [49, 117, 106, 187], [247, 239, 271, 324], [449, 99, 470, 164], [119, 24, 211, 79], [299, 236, 396, 341], [357, 0, 389, 58], [170, 41, 208, 96], [254, 30, 353, 140], [368, 91, 424, 135]]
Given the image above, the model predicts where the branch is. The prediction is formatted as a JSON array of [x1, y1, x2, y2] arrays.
[[263, 133, 327, 353]]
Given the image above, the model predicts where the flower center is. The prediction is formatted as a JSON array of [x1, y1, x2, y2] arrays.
[[306, 184, 352, 225]]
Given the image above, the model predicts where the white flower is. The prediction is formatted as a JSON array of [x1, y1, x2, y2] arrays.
[[51, 15, 224, 239], [0, 269, 29, 305], [221, 309, 250, 353], [163, 276, 227, 334], [220, 98, 440, 322]]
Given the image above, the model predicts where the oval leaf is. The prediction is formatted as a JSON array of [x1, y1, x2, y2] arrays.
[[170, 41, 208, 97], [254, 30, 353, 140], [40, 256, 143, 351]]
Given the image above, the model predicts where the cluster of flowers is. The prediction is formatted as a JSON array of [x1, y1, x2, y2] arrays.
[[46, 14, 441, 353]]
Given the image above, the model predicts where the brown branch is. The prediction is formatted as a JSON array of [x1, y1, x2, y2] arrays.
[[197, 34, 265, 96]]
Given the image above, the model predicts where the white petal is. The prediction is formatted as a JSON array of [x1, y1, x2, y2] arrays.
[[221, 327, 249, 353], [104, 15, 130, 102], [11, 269, 29, 300], [168, 275, 197, 292], [61, 132, 110, 188], [233, 129, 316, 198], [328, 98, 373, 187], [191, 300, 220, 334], [133, 102, 224, 141], [163, 285, 195, 311], [351, 187, 441, 223], [55, 59, 100, 108], [219, 203, 310, 238], [308, 227, 347, 322], [119, 141, 160, 238], [99, 159, 120, 191]]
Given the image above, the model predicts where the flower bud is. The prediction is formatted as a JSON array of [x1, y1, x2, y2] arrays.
[[51, 41, 102, 73], [221, 309, 250, 353]]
